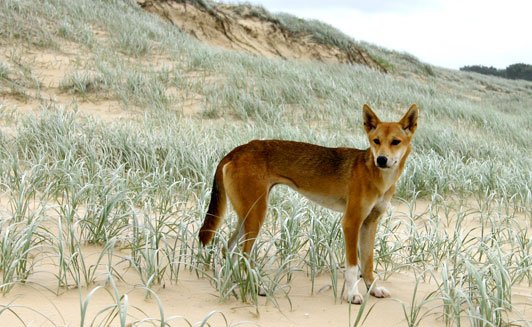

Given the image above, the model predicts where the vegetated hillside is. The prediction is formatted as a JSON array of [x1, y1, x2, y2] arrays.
[[461, 63, 532, 81], [0, 0, 530, 190], [0, 1, 531, 326], [0, 0, 531, 194], [138, 0, 388, 72]]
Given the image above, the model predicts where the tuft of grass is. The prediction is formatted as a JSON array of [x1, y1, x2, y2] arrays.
[[0, 62, 10, 79], [397, 279, 438, 327], [60, 71, 106, 95]]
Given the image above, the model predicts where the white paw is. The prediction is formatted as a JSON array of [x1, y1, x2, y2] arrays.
[[344, 265, 363, 304], [370, 286, 391, 298], [344, 292, 364, 304]]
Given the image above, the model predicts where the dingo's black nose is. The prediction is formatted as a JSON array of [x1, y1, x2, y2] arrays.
[[376, 156, 388, 167]]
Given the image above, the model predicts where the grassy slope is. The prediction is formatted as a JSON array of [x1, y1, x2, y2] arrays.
[[2, 0, 530, 197], [0, 0, 531, 325]]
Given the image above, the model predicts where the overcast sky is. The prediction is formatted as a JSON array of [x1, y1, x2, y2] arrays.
[[238, 0, 531, 69]]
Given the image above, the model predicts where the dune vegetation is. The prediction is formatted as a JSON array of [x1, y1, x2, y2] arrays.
[[0, 0, 531, 326]]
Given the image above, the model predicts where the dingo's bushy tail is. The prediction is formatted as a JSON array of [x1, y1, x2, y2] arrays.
[[199, 162, 227, 246]]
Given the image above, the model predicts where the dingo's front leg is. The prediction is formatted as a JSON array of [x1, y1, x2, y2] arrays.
[[344, 264, 363, 304], [342, 200, 368, 304], [360, 205, 391, 299], [359, 195, 395, 298]]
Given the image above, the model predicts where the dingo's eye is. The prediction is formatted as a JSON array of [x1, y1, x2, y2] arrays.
[[391, 139, 401, 146], [373, 139, 380, 145]]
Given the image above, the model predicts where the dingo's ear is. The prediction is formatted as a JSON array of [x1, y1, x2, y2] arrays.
[[400, 104, 419, 135], [363, 104, 381, 133]]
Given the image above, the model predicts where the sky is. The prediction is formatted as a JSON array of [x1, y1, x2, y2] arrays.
[[239, 0, 531, 69]]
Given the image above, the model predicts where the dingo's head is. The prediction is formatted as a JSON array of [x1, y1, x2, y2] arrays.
[[363, 104, 418, 170]]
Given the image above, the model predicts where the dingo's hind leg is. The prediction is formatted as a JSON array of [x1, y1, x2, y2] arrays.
[[223, 162, 269, 254]]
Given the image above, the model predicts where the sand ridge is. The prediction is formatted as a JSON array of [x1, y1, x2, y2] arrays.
[[138, 0, 387, 72]]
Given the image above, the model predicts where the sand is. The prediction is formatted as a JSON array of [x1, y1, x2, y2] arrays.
[[1, 201, 531, 326], [0, 256, 443, 326]]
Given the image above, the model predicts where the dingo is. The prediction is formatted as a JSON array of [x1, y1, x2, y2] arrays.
[[199, 104, 418, 304]]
